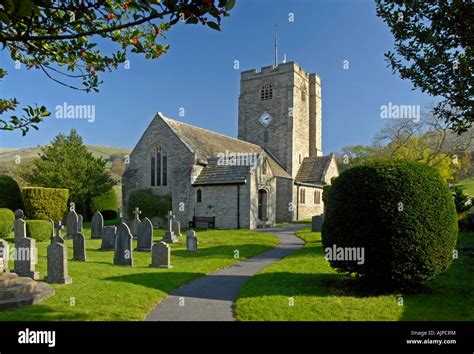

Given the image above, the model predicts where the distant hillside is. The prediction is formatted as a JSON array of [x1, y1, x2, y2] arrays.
[[0, 145, 131, 186]]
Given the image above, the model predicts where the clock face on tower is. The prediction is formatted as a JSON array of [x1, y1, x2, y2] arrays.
[[258, 111, 273, 127]]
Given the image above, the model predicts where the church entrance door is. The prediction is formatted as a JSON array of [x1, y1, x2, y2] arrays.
[[258, 189, 268, 221]]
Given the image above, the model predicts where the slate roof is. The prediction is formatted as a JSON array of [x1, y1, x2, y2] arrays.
[[160, 114, 292, 185], [295, 155, 333, 184]]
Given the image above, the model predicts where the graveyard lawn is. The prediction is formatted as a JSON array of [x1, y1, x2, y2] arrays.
[[235, 228, 474, 321], [0, 225, 278, 321]]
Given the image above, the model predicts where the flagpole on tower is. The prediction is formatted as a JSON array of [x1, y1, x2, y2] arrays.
[[274, 24, 278, 68]]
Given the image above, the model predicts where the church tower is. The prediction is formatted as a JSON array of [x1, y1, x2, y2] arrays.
[[237, 61, 322, 178]]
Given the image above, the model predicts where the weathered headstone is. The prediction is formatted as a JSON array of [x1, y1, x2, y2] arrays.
[[114, 223, 133, 266], [14, 218, 26, 239], [45, 242, 72, 284], [14, 237, 39, 279], [162, 211, 178, 244], [77, 214, 84, 232], [72, 232, 86, 261], [135, 217, 153, 252], [51, 221, 65, 244], [14, 209, 24, 220], [150, 241, 172, 268], [100, 226, 117, 251], [66, 210, 78, 239], [130, 207, 141, 239], [91, 211, 104, 239], [186, 230, 198, 252], [172, 217, 181, 237], [311, 215, 324, 232], [0, 239, 10, 272]]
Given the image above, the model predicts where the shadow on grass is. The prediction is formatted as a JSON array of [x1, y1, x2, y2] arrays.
[[0, 304, 92, 321], [171, 244, 271, 259], [104, 272, 206, 294]]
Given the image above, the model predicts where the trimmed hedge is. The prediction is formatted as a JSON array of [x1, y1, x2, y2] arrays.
[[0, 175, 23, 211], [322, 159, 458, 289], [127, 189, 171, 219], [91, 188, 118, 214], [22, 187, 69, 222], [26, 220, 52, 242], [0, 208, 15, 238]]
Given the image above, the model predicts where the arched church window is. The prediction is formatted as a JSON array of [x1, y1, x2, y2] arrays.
[[260, 84, 273, 100], [301, 87, 307, 102], [300, 188, 306, 204], [197, 189, 202, 203], [151, 145, 167, 187], [263, 129, 269, 144], [262, 159, 268, 175]]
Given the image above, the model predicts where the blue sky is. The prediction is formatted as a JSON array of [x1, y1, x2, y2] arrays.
[[0, 0, 435, 153]]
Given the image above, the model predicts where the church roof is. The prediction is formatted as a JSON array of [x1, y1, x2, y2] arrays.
[[160, 114, 291, 184], [295, 154, 334, 185]]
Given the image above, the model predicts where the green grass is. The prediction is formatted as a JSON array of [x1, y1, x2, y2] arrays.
[[275, 218, 312, 227], [455, 177, 474, 197], [0, 226, 278, 321], [235, 228, 474, 321]]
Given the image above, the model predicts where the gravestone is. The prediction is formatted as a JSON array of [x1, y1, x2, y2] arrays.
[[14, 237, 39, 279], [162, 211, 178, 244], [186, 230, 198, 252], [311, 215, 324, 232], [150, 241, 172, 268], [100, 226, 117, 251], [51, 221, 65, 244], [114, 223, 133, 266], [14, 218, 26, 239], [135, 217, 153, 252], [91, 211, 104, 239], [172, 217, 181, 237], [72, 232, 87, 261], [130, 207, 141, 239], [14, 209, 24, 220], [0, 239, 10, 272], [45, 241, 72, 284], [66, 210, 78, 239], [77, 214, 84, 232]]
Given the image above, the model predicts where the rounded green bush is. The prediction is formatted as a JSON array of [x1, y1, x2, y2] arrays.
[[91, 188, 118, 214], [0, 208, 15, 238], [22, 187, 69, 222], [25, 220, 52, 242], [321, 159, 458, 289], [0, 175, 24, 211], [127, 189, 171, 219]]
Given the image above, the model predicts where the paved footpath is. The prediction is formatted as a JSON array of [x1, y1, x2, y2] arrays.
[[145, 224, 306, 321]]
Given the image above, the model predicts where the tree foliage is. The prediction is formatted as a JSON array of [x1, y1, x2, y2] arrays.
[[375, 0, 474, 134], [0, 0, 234, 134], [21, 129, 115, 204]]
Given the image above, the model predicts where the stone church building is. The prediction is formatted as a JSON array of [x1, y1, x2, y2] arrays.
[[122, 61, 339, 229]]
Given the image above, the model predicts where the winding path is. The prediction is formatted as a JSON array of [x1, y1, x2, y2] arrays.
[[145, 224, 306, 321]]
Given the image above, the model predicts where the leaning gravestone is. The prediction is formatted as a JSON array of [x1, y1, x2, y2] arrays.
[[77, 214, 84, 233], [14, 209, 24, 220], [135, 217, 153, 252], [172, 217, 181, 237], [0, 239, 10, 272], [100, 226, 117, 251], [162, 211, 178, 244], [72, 232, 86, 261], [91, 211, 104, 239], [150, 241, 172, 268], [66, 210, 79, 239], [114, 223, 133, 266], [14, 218, 26, 239], [130, 207, 142, 239], [311, 215, 324, 232], [14, 237, 39, 279], [186, 230, 198, 252], [45, 241, 72, 284]]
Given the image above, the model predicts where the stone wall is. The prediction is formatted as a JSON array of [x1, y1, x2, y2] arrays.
[[294, 185, 324, 219]]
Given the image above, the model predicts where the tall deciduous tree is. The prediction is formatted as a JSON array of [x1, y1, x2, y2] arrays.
[[21, 129, 115, 205], [376, 0, 473, 134], [0, 0, 234, 134]]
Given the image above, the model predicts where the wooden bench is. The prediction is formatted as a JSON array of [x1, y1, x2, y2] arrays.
[[189, 216, 215, 229]]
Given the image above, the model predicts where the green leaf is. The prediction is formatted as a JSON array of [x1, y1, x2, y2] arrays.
[[207, 21, 221, 31], [225, 0, 236, 11]]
